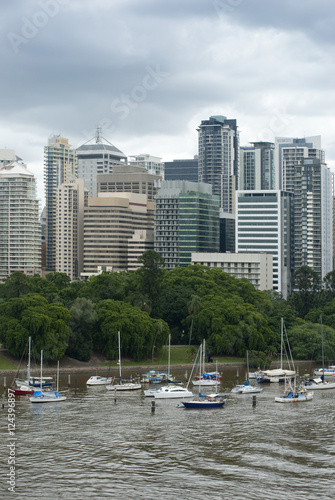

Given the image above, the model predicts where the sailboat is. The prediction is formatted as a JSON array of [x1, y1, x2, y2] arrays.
[[12, 337, 34, 395], [231, 351, 263, 394], [192, 340, 218, 386], [258, 318, 296, 383], [30, 353, 67, 403], [275, 376, 314, 403], [14, 337, 54, 392], [304, 316, 335, 390], [182, 344, 226, 409], [144, 333, 176, 397], [106, 331, 141, 391]]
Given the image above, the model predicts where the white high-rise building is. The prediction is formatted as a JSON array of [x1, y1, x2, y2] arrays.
[[236, 190, 293, 298], [275, 136, 333, 279], [44, 135, 76, 271], [0, 159, 41, 281], [76, 128, 127, 197]]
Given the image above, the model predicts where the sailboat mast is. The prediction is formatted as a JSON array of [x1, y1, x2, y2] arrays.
[[27, 336, 31, 381], [57, 360, 59, 392], [203, 339, 206, 376], [321, 315, 324, 378], [168, 333, 171, 378], [118, 330, 121, 381], [280, 317, 283, 370], [246, 350, 249, 382], [40, 350, 43, 391], [199, 343, 202, 396]]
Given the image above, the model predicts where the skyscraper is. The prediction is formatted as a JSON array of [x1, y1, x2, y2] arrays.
[[0, 159, 41, 280], [236, 190, 293, 298], [81, 165, 158, 276], [44, 135, 76, 271], [76, 128, 127, 197], [56, 179, 88, 280], [239, 142, 275, 191], [198, 115, 239, 212], [164, 157, 198, 182], [275, 136, 333, 279], [154, 180, 220, 269]]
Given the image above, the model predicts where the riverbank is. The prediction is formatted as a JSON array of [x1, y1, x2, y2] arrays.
[[0, 348, 246, 376], [0, 348, 316, 376]]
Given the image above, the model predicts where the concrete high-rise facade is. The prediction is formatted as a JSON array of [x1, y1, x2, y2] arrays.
[[236, 190, 293, 298], [0, 160, 41, 280], [239, 142, 275, 191], [56, 179, 88, 280], [98, 164, 161, 202], [81, 164, 159, 277], [275, 136, 333, 279], [76, 128, 127, 197], [198, 115, 239, 213], [44, 135, 76, 271], [82, 193, 154, 276], [154, 180, 220, 269]]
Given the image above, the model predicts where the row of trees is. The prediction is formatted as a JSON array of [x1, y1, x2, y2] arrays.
[[0, 252, 335, 364]]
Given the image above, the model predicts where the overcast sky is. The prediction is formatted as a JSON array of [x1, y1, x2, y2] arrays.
[[1, 0, 335, 202]]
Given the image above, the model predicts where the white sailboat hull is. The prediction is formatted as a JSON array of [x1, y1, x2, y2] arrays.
[[106, 383, 141, 391]]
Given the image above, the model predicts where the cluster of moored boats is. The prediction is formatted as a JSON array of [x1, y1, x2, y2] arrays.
[[11, 324, 335, 408]]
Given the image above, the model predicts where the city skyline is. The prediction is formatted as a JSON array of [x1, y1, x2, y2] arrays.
[[1, 0, 335, 203]]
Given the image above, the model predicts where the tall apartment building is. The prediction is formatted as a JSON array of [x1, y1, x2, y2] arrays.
[[154, 180, 220, 269], [198, 115, 239, 213], [236, 190, 293, 298], [44, 135, 76, 271], [0, 160, 41, 280], [239, 142, 275, 190], [129, 154, 164, 179], [275, 136, 333, 279], [164, 157, 198, 182], [76, 128, 127, 197], [56, 179, 88, 280]]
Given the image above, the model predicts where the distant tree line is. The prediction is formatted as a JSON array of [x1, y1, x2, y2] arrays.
[[0, 252, 335, 365]]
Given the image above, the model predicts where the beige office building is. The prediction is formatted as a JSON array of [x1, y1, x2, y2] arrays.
[[191, 252, 273, 291], [56, 179, 88, 280], [82, 192, 154, 276]]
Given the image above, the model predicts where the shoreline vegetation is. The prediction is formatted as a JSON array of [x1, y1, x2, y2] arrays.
[[0, 346, 316, 376]]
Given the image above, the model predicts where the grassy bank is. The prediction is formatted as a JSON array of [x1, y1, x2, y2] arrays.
[[100, 345, 244, 368], [0, 353, 18, 370]]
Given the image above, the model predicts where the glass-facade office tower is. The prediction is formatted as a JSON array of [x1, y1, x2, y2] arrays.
[[275, 136, 333, 279], [164, 157, 198, 182], [76, 128, 127, 197], [154, 181, 220, 269], [44, 135, 76, 271], [0, 160, 41, 280], [236, 190, 293, 298], [198, 115, 239, 213], [239, 142, 275, 191]]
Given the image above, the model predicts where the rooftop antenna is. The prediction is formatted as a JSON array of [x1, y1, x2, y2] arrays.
[[96, 126, 102, 144]]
